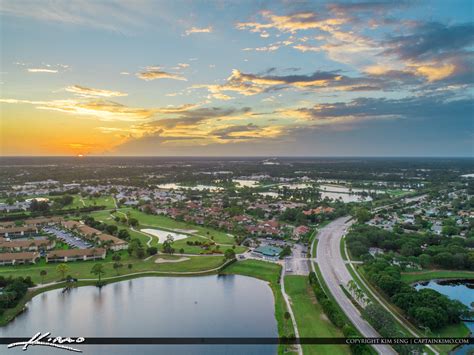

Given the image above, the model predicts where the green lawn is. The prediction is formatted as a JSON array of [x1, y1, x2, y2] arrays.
[[91, 208, 246, 254], [400, 270, 474, 283], [221, 260, 297, 355], [120, 209, 237, 244], [68, 195, 116, 209], [222, 259, 281, 284], [0, 252, 226, 284], [285, 276, 349, 355]]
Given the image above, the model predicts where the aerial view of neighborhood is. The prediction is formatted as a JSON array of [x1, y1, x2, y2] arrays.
[[0, 0, 473, 354], [0, 157, 472, 354]]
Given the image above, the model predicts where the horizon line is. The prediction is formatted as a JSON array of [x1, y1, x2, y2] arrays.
[[0, 155, 473, 159]]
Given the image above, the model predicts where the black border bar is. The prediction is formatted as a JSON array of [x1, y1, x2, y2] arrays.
[[0, 338, 472, 345]]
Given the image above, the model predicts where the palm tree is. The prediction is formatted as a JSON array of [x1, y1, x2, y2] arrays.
[[91, 263, 105, 282], [56, 263, 69, 280]]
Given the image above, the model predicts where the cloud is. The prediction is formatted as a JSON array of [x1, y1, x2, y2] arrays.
[[193, 68, 410, 99], [27, 68, 58, 73], [375, 22, 474, 83], [0, 1, 156, 33], [142, 106, 252, 128], [236, 10, 381, 67], [209, 123, 283, 141], [0, 98, 197, 122], [328, 1, 407, 14], [184, 26, 213, 35], [293, 44, 320, 52], [236, 11, 345, 34], [383, 22, 474, 61], [137, 67, 187, 81], [279, 93, 473, 126], [65, 85, 128, 98]]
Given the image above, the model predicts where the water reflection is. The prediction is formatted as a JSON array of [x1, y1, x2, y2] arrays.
[[1, 275, 278, 355]]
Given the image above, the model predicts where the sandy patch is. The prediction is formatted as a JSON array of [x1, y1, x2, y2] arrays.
[[141, 228, 188, 243], [155, 257, 190, 264]]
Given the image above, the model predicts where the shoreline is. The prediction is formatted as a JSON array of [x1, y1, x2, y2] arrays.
[[410, 277, 474, 287], [0, 259, 236, 327]]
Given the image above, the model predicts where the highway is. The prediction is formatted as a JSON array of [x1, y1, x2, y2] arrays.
[[313, 217, 397, 355]]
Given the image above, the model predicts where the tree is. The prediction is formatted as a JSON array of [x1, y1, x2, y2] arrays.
[[113, 262, 123, 275], [355, 207, 371, 224], [147, 246, 158, 255], [91, 264, 105, 282], [279, 246, 291, 258], [128, 218, 139, 227], [56, 263, 69, 280], [40, 270, 47, 284], [224, 249, 236, 260], [136, 246, 146, 259], [118, 229, 130, 240], [105, 224, 118, 235], [162, 235, 175, 254]]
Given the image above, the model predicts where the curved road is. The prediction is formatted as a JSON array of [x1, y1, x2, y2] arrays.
[[314, 217, 397, 355]]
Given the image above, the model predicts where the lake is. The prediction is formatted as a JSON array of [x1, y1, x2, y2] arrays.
[[0, 275, 278, 354], [415, 279, 474, 354]]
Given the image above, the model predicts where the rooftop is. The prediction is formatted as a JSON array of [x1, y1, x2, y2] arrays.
[[254, 245, 282, 257]]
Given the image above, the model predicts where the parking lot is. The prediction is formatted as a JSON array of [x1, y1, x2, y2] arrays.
[[284, 243, 310, 275], [43, 226, 91, 249]]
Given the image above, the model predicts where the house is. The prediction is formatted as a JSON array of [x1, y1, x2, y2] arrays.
[[431, 223, 443, 235], [46, 248, 106, 262], [0, 252, 39, 266], [24, 217, 63, 227], [0, 226, 38, 238], [0, 239, 55, 252], [95, 234, 128, 251], [252, 245, 283, 261], [303, 206, 335, 215], [61, 220, 128, 251], [293, 225, 310, 239]]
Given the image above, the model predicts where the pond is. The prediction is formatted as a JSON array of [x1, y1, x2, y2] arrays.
[[0, 275, 278, 354], [415, 279, 474, 354]]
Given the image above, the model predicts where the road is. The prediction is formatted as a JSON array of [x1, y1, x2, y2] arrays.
[[314, 217, 397, 355]]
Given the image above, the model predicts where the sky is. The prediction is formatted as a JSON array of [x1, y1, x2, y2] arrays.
[[0, 0, 473, 157]]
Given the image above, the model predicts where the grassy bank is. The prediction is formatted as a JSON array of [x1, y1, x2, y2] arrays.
[[400, 270, 474, 283], [284, 275, 350, 355], [0, 251, 226, 284], [220, 260, 297, 355]]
